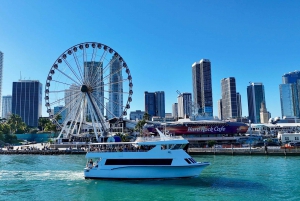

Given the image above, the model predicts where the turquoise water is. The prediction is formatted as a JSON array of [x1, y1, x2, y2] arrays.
[[1, 155, 299, 201]]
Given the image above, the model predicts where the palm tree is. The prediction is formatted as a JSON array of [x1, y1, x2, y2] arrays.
[[38, 117, 51, 131], [7, 114, 25, 134], [55, 114, 62, 123], [143, 112, 150, 121]]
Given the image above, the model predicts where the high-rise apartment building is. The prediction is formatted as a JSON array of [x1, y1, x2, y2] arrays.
[[236, 92, 242, 118], [172, 103, 178, 119], [107, 56, 123, 119], [279, 71, 300, 118], [144, 91, 165, 119], [155, 91, 165, 118], [64, 84, 78, 121], [177, 92, 192, 118], [2, 95, 12, 119], [221, 77, 238, 120], [84, 61, 104, 119], [247, 82, 266, 123], [192, 59, 213, 116], [217, 99, 222, 120], [12, 80, 42, 127], [0, 51, 3, 117]]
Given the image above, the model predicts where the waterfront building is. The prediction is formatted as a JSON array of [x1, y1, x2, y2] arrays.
[[2, 95, 12, 119], [172, 103, 178, 119], [280, 71, 300, 118], [192, 59, 213, 116], [129, 110, 145, 120], [177, 92, 192, 118], [53, 105, 67, 124], [144, 91, 165, 119], [12, 80, 42, 127], [247, 82, 266, 123], [107, 56, 123, 119], [0, 51, 3, 116], [221, 77, 238, 120], [236, 92, 242, 118]]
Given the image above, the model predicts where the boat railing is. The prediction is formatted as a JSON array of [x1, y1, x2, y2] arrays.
[[135, 136, 184, 142], [87, 147, 150, 153]]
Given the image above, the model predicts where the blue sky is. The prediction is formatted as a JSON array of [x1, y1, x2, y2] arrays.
[[1, 0, 300, 118]]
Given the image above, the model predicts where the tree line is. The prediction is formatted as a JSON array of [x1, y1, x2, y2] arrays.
[[0, 114, 60, 144]]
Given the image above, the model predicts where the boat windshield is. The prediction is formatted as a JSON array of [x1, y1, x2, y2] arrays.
[[161, 144, 187, 150]]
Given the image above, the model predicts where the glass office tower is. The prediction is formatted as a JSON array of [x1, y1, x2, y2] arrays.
[[12, 80, 42, 127], [247, 82, 266, 123], [280, 71, 300, 118], [144, 91, 165, 120]]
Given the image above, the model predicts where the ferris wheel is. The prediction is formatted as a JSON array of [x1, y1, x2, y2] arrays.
[[45, 42, 133, 141]]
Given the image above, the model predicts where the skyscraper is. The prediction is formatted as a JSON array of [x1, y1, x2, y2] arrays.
[[236, 92, 242, 118], [107, 56, 123, 119], [172, 103, 178, 119], [84, 61, 104, 119], [64, 84, 78, 121], [192, 59, 213, 116], [177, 92, 192, 118], [2, 95, 12, 119], [221, 77, 238, 120], [217, 99, 222, 120], [144, 91, 165, 119], [0, 51, 3, 117], [279, 71, 300, 118], [12, 80, 42, 127], [247, 82, 266, 123], [155, 91, 165, 118]]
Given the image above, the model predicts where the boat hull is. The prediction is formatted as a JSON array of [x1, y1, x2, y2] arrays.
[[84, 163, 209, 179]]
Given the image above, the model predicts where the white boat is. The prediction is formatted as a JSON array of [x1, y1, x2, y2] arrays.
[[84, 129, 210, 179]]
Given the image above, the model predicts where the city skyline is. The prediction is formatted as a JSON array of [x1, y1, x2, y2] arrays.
[[1, 1, 300, 118]]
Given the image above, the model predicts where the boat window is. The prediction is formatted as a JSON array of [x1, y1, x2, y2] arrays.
[[161, 144, 168, 150], [184, 158, 191, 164], [105, 159, 173, 166], [180, 144, 187, 149], [170, 144, 182, 150], [187, 158, 194, 163], [190, 158, 197, 163]]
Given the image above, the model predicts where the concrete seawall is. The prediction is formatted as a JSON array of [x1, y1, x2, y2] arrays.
[[0, 150, 86, 155], [188, 147, 300, 156]]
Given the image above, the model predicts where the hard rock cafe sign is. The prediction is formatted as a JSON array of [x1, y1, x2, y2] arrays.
[[187, 126, 226, 133]]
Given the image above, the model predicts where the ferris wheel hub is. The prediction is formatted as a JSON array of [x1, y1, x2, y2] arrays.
[[81, 85, 89, 92]]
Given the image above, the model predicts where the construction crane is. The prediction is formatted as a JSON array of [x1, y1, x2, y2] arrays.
[[176, 90, 182, 96]]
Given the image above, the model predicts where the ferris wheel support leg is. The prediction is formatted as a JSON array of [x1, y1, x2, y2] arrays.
[[87, 98, 100, 142]]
